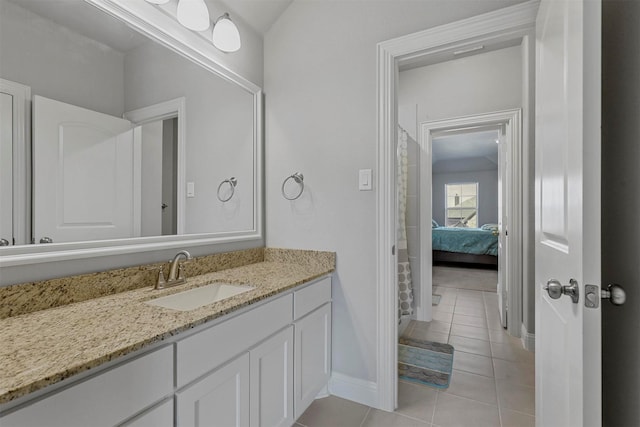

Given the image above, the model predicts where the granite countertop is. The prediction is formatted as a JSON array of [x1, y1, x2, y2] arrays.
[[0, 249, 335, 405]]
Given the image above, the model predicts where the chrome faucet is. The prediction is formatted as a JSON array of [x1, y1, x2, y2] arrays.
[[155, 250, 193, 290]]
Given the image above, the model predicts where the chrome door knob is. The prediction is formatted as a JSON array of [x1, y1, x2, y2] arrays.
[[0, 238, 9, 246], [544, 278, 580, 303], [601, 284, 626, 306], [544, 279, 563, 299]]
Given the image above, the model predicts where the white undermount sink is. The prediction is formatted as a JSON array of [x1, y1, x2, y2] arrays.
[[146, 283, 254, 311]]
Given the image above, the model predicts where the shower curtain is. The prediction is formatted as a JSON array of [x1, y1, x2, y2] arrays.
[[397, 127, 414, 318]]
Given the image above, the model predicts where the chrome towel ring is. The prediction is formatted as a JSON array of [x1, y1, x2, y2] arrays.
[[217, 177, 238, 202], [282, 172, 304, 200]]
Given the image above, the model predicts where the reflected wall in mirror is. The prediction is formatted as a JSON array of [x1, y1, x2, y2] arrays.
[[0, 0, 257, 248]]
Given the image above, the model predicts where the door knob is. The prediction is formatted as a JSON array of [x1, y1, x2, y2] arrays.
[[0, 238, 9, 246], [601, 284, 626, 306], [39, 236, 53, 244], [544, 278, 580, 303]]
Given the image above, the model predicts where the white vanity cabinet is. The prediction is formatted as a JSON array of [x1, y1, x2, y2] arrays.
[[1, 274, 332, 427], [293, 277, 332, 419], [1, 346, 174, 427]]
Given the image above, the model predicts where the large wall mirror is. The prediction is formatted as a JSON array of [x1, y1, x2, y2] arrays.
[[0, 0, 262, 266]]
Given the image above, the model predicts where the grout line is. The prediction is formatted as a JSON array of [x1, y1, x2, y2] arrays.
[[431, 388, 440, 426], [358, 406, 371, 427]]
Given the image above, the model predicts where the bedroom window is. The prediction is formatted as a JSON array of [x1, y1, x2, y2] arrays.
[[445, 183, 478, 227]]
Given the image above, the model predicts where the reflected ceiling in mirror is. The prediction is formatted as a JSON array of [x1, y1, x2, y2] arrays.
[[0, 0, 262, 265]]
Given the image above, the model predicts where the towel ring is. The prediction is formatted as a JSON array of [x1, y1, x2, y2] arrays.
[[217, 177, 237, 202], [282, 172, 304, 201]]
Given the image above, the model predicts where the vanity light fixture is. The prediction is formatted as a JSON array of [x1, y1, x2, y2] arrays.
[[176, 0, 211, 32], [212, 13, 241, 53]]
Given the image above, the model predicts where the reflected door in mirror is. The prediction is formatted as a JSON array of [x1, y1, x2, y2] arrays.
[[0, 92, 13, 245]]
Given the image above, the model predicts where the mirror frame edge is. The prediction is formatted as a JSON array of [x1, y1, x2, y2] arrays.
[[0, 0, 264, 268]]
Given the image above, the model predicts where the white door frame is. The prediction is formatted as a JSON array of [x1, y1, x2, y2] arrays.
[[375, 1, 538, 411], [124, 97, 186, 235], [419, 110, 522, 338], [0, 79, 31, 246]]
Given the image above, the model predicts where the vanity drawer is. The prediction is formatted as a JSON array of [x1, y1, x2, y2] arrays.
[[176, 294, 293, 388], [2, 346, 173, 427], [294, 276, 331, 320]]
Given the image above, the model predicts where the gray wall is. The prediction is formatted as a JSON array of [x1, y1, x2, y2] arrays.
[[602, 0, 640, 424], [398, 46, 523, 141], [0, 0, 124, 117], [124, 41, 255, 235], [432, 158, 499, 227], [264, 0, 527, 387]]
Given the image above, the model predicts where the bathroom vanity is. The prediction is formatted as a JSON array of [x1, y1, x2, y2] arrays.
[[0, 249, 334, 427]]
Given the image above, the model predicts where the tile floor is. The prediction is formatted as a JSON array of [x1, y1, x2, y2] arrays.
[[295, 286, 535, 427]]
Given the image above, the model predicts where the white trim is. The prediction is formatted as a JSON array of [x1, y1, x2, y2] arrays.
[[376, 0, 538, 411], [0, 79, 31, 246], [125, 97, 187, 235], [328, 372, 379, 408], [419, 109, 523, 339], [521, 323, 535, 352], [0, 0, 264, 267]]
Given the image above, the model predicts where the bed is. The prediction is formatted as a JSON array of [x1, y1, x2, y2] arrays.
[[432, 224, 498, 267]]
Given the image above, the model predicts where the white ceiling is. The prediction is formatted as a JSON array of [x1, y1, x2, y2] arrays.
[[216, 0, 293, 35], [8, 0, 149, 52], [432, 129, 499, 164]]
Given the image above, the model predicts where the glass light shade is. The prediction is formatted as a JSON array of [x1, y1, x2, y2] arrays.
[[144, 0, 171, 4], [177, 0, 210, 32], [212, 14, 241, 53]]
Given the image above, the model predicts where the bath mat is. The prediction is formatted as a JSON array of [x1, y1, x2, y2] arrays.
[[432, 294, 442, 306], [398, 337, 454, 389]]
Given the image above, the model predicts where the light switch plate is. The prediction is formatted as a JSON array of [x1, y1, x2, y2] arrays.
[[359, 169, 372, 191], [187, 182, 195, 198]]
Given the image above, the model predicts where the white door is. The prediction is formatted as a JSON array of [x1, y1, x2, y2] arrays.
[[33, 95, 138, 243], [0, 92, 13, 245], [535, 0, 601, 425], [497, 131, 508, 328]]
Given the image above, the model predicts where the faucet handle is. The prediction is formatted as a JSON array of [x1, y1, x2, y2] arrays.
[[155, 268, 167, 290]]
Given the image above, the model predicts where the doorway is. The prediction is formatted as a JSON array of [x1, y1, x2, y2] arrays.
[[376, 2, 537, 412]]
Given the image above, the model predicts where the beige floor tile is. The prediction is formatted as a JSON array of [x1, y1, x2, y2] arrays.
[[362, 408, 430, 427], [410, 329, 449, 344], [432, 310, 454, 323], [452, 351, 494, 377], [452, 313, 487, 329], [496, 380, 535, 415], [454, 299, 486, 309], [449, 335, 492, 357], [413, 320, 452, 335], [296, 395, 370, 427], [490, 342, 535, 365], [432, 393, 500, 427], [486, 315, 504, 330], [500, 408, 535, 427], [444, 370, 497, 405], [450, 324, 490, 341], [487, 328, 512, 344], [396, 381, 438, 423], [432, 304, 455, 314], [493, 358, 535, 387], [454, 305, 487, 318]]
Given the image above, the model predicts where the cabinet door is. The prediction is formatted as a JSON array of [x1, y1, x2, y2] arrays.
[[119, 398, 173, 427], [294, 303, 332, 419], [250, 326, 294, 427], [176, 353, 250, 427]]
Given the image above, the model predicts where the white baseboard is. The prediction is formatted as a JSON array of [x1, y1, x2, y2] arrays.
[[328, 372, 378, 408], [520, 324, 535, 352]]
